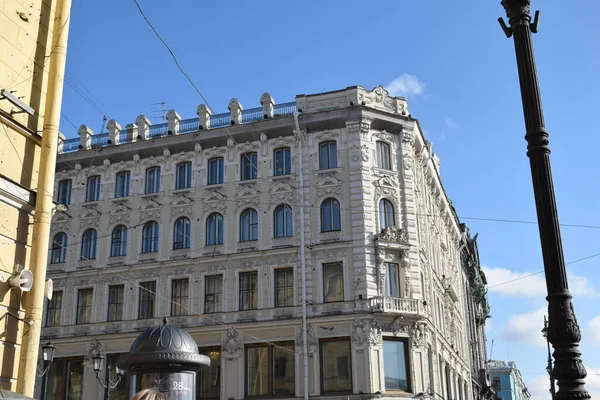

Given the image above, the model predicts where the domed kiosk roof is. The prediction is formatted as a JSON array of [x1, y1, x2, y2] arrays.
[[122, 318, 210, 370]]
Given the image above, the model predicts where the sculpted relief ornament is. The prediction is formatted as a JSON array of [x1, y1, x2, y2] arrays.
[[222, 328, 243, 359], [295, 323, 318, 347], [411, 322, 429, 348], [351, 319, 382, 346], [377, 227, 408, 243], [401, 127, 416, 171]]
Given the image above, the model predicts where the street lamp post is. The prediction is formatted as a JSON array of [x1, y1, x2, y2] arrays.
[[38, 341, 56, 400], [92, 353, 124, 400], [542, 316, 557, 399], [498, 1, 590, 400]]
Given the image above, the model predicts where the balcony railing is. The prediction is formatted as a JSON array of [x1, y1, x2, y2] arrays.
[[369, 296, 424, 316]]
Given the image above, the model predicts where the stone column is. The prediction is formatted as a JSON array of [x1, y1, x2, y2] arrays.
[[197, 104, 211, 130], [260, 92, 275, 119], [166, 109, 181, 135], [78, 124, 92, 150], [127, 123, 138, 143], [221, 328, 244, 400], [135, 115, 151, 140], [295, 324, 318, 397], [228, 98, 243, 125], [351, 319, 382, 394], [107, 119, 121, 146]]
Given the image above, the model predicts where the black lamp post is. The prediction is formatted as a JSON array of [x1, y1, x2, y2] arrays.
[[542, 316, 557, 399], [92, 352, 124, 400], [38, 341, 55, 400], [498, 1, 589, 400]]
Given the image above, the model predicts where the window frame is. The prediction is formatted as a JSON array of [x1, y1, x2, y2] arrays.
[[141, 221, 159, 253], [320, 198, 341, 232], [138, 281, 156, 319], [273, 147, 291, 176], [274, 268, 294, 308], [207, 157, 224, 185], [379, 199, 395, 230], [145, 166, 161, 194], [115, 171, 131, 198], [76, 288, 93, 324], [107, 284, 124, 322], [323, 262, 344, 303], [319, 141, 338, 170], [86, 175, 101, 202], [171, 278, 189, 317], [273, 204, 293, 238], [240, 208, 258, 242], [176, 161, 193, 190], [50, 232, 67, 264], [376, 141, 392, 170], [198, 347, 222, 399], [204, 275, 223, 314], [173, 217, 191, 249], [57, 179, 72, 205], [80, 229, 97, 260], [384, 262, 403, 298], [244, 342, 295, 398], [382, 337, 412, 393], [110, 225, 128, 257], [239, 271, 258, 311], [241, 152, 258, 181], [45, 291, 63, 327], [206, 213, 224, 246], [319, 338, 353, 394]]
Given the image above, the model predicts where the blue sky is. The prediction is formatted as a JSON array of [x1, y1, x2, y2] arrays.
[[60, 1, 600, 398]]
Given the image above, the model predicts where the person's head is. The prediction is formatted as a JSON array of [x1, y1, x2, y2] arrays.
[[131, 388, 169, 400]]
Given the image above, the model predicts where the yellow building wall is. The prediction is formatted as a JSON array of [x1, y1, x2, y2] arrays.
[[0, 0, 58, 391]]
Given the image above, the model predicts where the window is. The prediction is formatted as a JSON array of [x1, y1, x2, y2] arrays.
[[145, 166, 161, 194], [176, 162, 192, 189], [173, 217, 191, 249], [107, 285, 124, 322], [239, 271, 258, 310], [384, 263, 402, 298], [241, 152, 258, 180], [383, 339, 410, 392], [44, 358, 85, 400], [45, 291, 62, 327], [76, 288, 93, 324], [246, 343, 295, 397], [50, 232, 67, 263], [204, 275, 223, 314], [320, 339, 352, 393], [379, 199, 395, 229], [80, 229, 97, 260], [321, 198, 341, 232], [492, 376, 502, 391], [105, 354, 126, 399], [323, 262, 344, 303], [199, 348, 221, 399], [115, 171, 130, 198], [171, 279, 189, 316], [274, 147, 291, 176], [142, 221, 159, 253], [86, 175, 101, 202], [206, 213, 223, 246], [275, 268, 294, 307], [139, 281, 156, 319], [319, 141, 337, 170], [377, 141, 392, 170], [207, 157, 224, 185], [57, 179, 72, 205], [240, 208, 258, 242], [273, 204, 293, 238], [110, 225, 127, 257]]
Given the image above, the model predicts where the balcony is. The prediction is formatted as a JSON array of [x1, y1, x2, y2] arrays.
[[369, 296, 424, 316]]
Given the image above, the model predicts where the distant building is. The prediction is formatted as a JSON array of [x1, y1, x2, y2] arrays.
[[42, 85, 488, 400], [488, 360, 531, 400]]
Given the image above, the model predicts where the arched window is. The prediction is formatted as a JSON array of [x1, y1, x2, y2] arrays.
[[111, 225, 128, 257], [319, 141, 337, 170], [376, 141, 392, 170], [240, 208, 258, 242], [50, 232, 67, 263], [142, 221, 159, 253], [176, 162, 192, 189], [207, 157, 224, 185], [273, 147, 291, 176], [206, 213, 224, 246], [80, 229, 97, 260], [173, 217, 191, 249], [274, 204, 293, 238], [321, 198, 341, 232], [379, 199, 395, 229]]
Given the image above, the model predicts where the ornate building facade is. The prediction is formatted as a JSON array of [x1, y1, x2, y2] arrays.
[[41, 85, 487, 400]]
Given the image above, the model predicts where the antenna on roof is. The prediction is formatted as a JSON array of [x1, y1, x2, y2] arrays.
[[99, 115, 107, 134], [151, 101, 167, 122]]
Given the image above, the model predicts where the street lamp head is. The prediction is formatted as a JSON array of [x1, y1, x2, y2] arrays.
[[42, 342, 56, 364], [92, 353, 106, 374]]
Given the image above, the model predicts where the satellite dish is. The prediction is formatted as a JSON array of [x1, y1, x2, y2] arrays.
[[45, 279, 53, 300], [8, 269, 33, 292]]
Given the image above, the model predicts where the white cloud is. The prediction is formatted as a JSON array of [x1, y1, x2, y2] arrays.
[[444, 117, 456, 129], [586, 315, 600, 345], [502, 307, 547, 346], [528, 368, 600, 400], [385, 74, 425, 97], [482, 266, 597, 299]]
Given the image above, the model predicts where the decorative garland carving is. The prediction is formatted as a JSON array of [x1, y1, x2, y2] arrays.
[[222, 328, 243, 359], [351, 319, 382, 346]]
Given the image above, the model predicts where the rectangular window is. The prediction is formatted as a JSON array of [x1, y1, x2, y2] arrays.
[[115, 171, 131, 198], [76, 288, 93, 324], [207, 157, 224, 185], [492, 376, 502, 391], [171, 279, 189, 316], [45, 291, 63, 327], [239, 271, 258, 310], [383, 339, 410, 392], [205, 275, 223, 314], [44, 358, 85, 400], [105, 354, 126, 399], [377, 141, 392, 170], [57, 180, 72, 205], [320, 339, 352, 393], [384, 262, 402, 297], [107, 285, 124, 322], [319, 141, 337, 170], [198, 348, 221, 399], [274, 147, 291, 176], [86, 175, 101, 202], [145, 166, 161, 194], [323, 262, 344, 303], [275, 268, 294, 307], [139, 282, 156, 319], [241, 153, 258, 180], [176, 162, 192, 189], [246, 343, 295, 397]]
